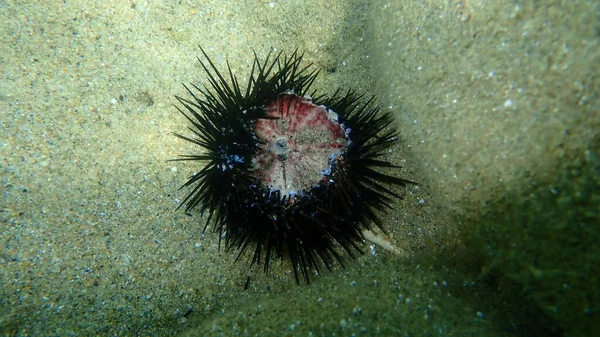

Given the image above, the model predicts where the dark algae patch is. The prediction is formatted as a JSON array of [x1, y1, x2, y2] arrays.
[[461, 136, 600, 336]]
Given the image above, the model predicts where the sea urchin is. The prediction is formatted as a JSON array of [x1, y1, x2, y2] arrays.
[[172, 48, 411, 283]]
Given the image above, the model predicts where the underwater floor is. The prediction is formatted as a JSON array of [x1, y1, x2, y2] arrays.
[[1, 1, 598, 336]]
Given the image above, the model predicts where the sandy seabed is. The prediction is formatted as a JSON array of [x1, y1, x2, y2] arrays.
[[1, 1, 598, 336]]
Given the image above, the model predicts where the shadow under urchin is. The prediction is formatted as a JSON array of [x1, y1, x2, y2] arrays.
[[171, 47, 411, 283]]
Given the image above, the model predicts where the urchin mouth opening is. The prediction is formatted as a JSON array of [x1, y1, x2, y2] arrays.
[[271, 136, 290, 159]]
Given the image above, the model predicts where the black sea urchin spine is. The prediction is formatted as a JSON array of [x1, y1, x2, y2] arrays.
[[172, 48, 411, 283]]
